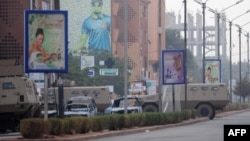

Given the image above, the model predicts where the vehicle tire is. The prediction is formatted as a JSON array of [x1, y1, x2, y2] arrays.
[[143, 105, 158, 112], [34, 106, 42, 118], [197, 104, 215, 120]]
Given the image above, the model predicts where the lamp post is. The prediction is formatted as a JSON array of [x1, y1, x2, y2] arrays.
[[207, 0, 244, 59], [228, 9, 250, 103], [235, 21, 250, 103], [123, 0, 128, 114], [194, 0, 210, 83], [240, 22, 250, 73], [237, 25, 242, 103], [183, 0, 187, 109]]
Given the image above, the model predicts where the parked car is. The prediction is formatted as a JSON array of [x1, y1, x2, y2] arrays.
[[64, 96, 97, 117], [107, 96, 142, 114]]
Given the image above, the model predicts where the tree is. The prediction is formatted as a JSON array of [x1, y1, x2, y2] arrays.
[[165, 29, 202, 82], [63, 49, 130, 96], [233, 76, 250, 102]]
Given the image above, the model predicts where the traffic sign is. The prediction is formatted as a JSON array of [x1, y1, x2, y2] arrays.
[[100, 69, 118, 76]]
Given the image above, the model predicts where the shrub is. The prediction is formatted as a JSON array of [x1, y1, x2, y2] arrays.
[[20, 118, 44, 139], [123, 114, 132, 128], [89, 116, 105, 132], [48, 118, 65, 135], [79, 117, 91, 133]]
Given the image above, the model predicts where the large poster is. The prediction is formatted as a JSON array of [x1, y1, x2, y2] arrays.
[[60, 0, 111, 56], [25, 10, 68, 73], [204, 59, 221, 83], [162, 50, 186, 85]]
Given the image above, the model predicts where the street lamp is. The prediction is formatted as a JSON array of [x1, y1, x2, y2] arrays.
[[207, 0, 244, 59], [228, 9, 250, 103], [183, 0, 187, 109], [235, 20, 250, 103], [194, 0, 210, 83], [239, 22, 250, 73]]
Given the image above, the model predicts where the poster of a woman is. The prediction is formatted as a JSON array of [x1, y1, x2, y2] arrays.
[[204, 59, 221, 83], [25, 10, 68, 73], [162, 50, 186, 85]]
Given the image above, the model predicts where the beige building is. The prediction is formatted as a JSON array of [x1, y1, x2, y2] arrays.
[[111, 0, 165, 83], [0, 0, 165, 86]]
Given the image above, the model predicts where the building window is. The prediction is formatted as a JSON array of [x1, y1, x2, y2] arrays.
[[141, 5, 147, 17], [2, 82, 15, 89]]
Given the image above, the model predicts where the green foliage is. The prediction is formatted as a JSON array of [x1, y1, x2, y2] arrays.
[[233, 76, 250, 102], [223, 103, 250, 111], [123, 114, 132, 128], [20, 118, 44, 139], [89, 116, 105, 132], [79, 117, 91, 133], [64, 49, 130, 96], [163, 29, 202, 82], [48, 118, 65, 135], [66, 117, 84, 134]]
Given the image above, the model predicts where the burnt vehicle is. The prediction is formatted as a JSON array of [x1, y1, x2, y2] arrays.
[[108, 96, 142, 114], [64, 96, 97, 117]]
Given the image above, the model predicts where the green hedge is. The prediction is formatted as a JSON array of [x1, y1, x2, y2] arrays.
[[20, 109, 198, 139]]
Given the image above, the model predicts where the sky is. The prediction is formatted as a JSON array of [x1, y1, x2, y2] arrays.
[[165, 0, 250, 63]]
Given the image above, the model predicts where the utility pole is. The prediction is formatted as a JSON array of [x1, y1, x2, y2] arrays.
[[123, 0, 128, 114], [183, 0, 187, 109], [158, 0, 163, 112]]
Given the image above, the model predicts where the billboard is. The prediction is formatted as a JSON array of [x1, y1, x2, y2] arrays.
[[162, 50, 186, 85], [204, 59, 221, 83], [60, 0, 111, 55], [81, 55, 95, 70], [24, 10, 68, 73]]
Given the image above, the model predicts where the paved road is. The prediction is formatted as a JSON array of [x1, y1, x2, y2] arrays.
[[87, 110, 250, 141]]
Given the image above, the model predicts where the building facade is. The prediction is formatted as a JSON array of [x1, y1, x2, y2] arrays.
[[112, 0, 165, 83]]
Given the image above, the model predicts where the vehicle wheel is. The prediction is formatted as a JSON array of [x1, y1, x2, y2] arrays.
[[34, 106, 42, 118], [143, 105, 158, 112], [197, 104, 215, 120]]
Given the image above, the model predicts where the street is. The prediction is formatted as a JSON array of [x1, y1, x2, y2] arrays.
[[87, 110, 250, 141]]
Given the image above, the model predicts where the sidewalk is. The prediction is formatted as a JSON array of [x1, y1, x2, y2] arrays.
[[1, 110, 248, 141]]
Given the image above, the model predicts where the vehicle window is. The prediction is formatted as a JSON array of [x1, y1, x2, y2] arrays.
[[113, 100, 120, 107], [190, 87, 198, 91], [201, 87, 208, 91], [129, 99, 135, 106], [119, 99, 131, 107], [119, 100, 125, 107], [72, 90, 80, 95], [68, 104, 87, 109], [92, 90, 100, 95], [89, 104, 93, 111], [211, 86, 219, 91], [82, 90, 90, 95], [2, 82, 15, 89], [48, 91, 54, 95], [91, 101, 97, 109]]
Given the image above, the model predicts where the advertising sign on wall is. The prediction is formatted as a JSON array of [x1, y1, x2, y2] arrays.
[[60, 0, 111, 55], [24, 10, 68, 73], [81, 55, 95, 70], [204, 59, 221, 83], [162, 50, 186, 85]]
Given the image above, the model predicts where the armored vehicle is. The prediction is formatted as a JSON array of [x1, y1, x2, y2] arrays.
[[135, 83, 229, 120], [0, 59, 42, 132], [41, 86, 112, 114]]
